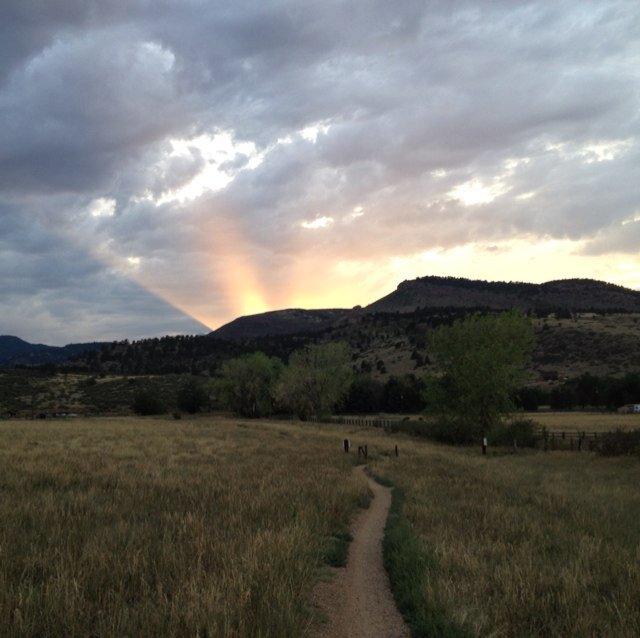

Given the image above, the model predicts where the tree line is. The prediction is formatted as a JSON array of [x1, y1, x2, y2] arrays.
[[131, 311, 639, 447], [517, 372, 640, 411]]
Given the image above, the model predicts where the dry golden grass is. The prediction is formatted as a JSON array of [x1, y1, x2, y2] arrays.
[[370, 437, 640, 637], [529, 410, 640, 432], [0, 416, 368, 637], [3, 416, 639, 637]]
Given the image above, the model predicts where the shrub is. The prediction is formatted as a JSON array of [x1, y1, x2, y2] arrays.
[[489, 418, 539, 448], [177, 377, 209, 414], [132, 389, 165, 415], [384, 418, 477, 445], [595, 429, 640, 456]]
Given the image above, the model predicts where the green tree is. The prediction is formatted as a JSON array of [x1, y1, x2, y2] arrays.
[[177, 376, 210, 414], [426, 311, 534, 439], [132, 389, 165, 415], [218, 352, 283, 417], [276, 342, 353, 420], [344, 375, 385, 413]]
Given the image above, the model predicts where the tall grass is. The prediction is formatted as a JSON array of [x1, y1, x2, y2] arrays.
[[3, 416, 639, 637], [531, 410, 640, 432], [381, 482, 471, 638], [371, 444, 640, 637], [0, 417, 367, 637]]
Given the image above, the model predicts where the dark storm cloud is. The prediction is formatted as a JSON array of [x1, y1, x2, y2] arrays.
[[1, 0, 639, 341], [0, 218, 208, 345]]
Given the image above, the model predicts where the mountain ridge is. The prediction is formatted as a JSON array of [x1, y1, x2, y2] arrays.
[[0, 336, 107, 368], [365, 276, 640, 314], [211, 308, 351, 340], [3, 275, 640, 371], [208, 276, 640, 341]]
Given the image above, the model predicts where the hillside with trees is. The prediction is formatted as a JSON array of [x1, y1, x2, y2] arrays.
[[366, 276, 640, 314], [2, 275, 640, 418]]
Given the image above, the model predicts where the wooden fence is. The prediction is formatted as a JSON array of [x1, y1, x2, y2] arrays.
[[309, 415, 632, 453]]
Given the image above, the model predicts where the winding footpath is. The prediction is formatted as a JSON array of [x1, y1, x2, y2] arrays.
[[311, 466, 411, 638]]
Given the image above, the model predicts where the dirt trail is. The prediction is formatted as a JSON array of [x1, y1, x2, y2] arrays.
[[310, 465, 411, 638]]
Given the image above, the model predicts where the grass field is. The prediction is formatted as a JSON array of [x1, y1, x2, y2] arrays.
[[0, 416, 368, 637], [1, 416, 639, 637], [370, 438, 640, 637], [529, 410, 640, 432]]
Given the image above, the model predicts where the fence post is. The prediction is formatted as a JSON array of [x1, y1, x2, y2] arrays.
[[395, 444, 398, 457], [482, 437, 487, 455]]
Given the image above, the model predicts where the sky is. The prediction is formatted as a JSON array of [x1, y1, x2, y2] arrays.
[[1, 0, 639, 345]]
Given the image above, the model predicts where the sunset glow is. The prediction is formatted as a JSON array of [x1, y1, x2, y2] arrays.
[[1, 1, 638, 344]]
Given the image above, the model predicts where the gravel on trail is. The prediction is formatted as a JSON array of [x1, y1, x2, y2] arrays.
[[310, 465, 411, 638]]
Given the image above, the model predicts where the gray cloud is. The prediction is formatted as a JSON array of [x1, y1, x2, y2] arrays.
[[1, 0, 639, 342]]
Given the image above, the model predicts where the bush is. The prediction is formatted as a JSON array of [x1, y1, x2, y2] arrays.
[[177, 377, 209, 414], [489, 418, 539, 448], [132, 390, 165, 415], [384, 418, 477, 445], [595, 429, 640, 456]]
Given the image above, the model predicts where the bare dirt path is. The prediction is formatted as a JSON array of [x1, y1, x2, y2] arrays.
[[310, 465, 411, 638]]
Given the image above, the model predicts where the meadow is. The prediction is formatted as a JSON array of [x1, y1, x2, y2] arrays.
[[1, 415, 639, 637], [0, 417, 368, 637], [370, 434, 640, 637], [529, 410, 640, 433]]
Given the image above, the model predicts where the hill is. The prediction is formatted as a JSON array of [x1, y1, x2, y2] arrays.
[[211, 308, 351, 339], [0, 336, 106, 368], [18, 275, 640, 384], [366, 276, 640, 314]]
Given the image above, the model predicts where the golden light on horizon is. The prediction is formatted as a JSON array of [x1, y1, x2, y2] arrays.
[[197, 212, 271, 325], [62, 194, 640, 337]]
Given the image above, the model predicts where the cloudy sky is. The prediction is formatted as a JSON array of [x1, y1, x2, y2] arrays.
[[1, 0, 639, 345]]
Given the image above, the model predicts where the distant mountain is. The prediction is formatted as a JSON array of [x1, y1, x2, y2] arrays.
[[210, 277, 640, 341], [0, 336, 107, 368], [33, 274, 640, 381], [365, 276, 640, 314], [211, 308, 351, 339]]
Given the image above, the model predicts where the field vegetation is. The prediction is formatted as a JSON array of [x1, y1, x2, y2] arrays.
[[371, 435, 640, 637], [2, 414, 639, 637], [531, 410, 640, 432], [0, 416, 368, 637]]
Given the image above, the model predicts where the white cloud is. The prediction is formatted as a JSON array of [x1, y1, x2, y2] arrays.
[[88, 197, 116, 217], [579, 139, 632, 163], [155, 132, 264, 204], [301, 216, 334, 229], [448, 179, 510, 206]]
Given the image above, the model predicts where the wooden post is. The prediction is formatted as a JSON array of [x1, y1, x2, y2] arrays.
[[343, 439, 350, 453], [482, 437, 487, 455], [395, 444, 399, 457]]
